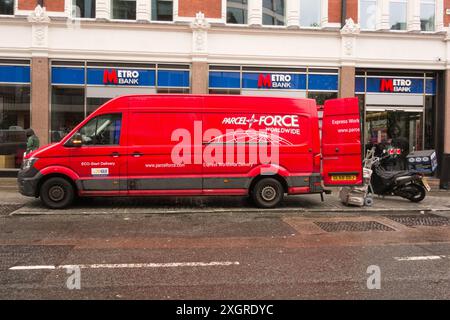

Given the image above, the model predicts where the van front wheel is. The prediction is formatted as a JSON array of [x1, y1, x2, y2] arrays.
[[252, 178, 284, 208], [40, 177, 75, 209]]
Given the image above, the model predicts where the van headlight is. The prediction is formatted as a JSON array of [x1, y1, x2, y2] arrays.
[[22, 157, 38, 171]]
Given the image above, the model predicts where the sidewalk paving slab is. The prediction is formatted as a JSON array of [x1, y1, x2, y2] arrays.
[[6, 193, 450, 216]]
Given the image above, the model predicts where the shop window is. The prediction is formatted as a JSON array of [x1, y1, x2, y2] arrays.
[[112, 0, 136, 20], [300, 0, 321, 27], [87, 97, 110, 116], [209, 89, 241, 95], [72, 0, 96, 18], [262, 0, 285, 26], [424, 95, 435, 149], [359, 0, 377, 30], [227, 0, 248, 24], [0, 0, 14, 15], [51, 87, 85, 143], [307, 92, 337, 107], [151, 0, 173, 21], [157, 88, 190, 94], [390, 0, 407, 30], [0, 84, 30, 168], [420, 0, 435, 31]]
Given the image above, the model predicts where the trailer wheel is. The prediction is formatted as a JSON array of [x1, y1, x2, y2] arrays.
[[40, 177, 75, 209], [364, 197, 374, 207], [252, 178, 284, 208]]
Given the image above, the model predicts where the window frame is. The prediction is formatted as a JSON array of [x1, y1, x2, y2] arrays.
[[299, 0, 322, 28], [262, 0, 286, 26], [111, 0, 137, 21], [226, 0, 248, 25], [359, 0, 378, 31], [71, 0, 96, 20], [0, 0, 15, 16], [151, 0, 174, 22], [389, 0, 408, 31], [420, 0, 436, 32]]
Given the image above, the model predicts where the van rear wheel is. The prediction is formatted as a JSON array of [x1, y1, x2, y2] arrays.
[[40, 177, 75, 209], [252, 178, 284, 208]]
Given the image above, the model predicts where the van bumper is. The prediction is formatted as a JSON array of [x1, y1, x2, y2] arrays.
[[17, 167, 41, 197]]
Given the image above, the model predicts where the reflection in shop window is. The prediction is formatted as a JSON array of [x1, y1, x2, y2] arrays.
[[51, 87, 85, 143], [420, 0, 435, 31], [390, 0, 407, 30], [157, 88, 190, 94], [307, 91, 337, 107], [227, 0, 248, 24], [0, 0, 14, 15], [424, 95, 435, 149], [359, 0, 377, 30], [87, 97, 110, 116], [263, 0, 285, 26], [300, 0, 321, 27], [151, 0, 173, 21], [112, 0, 136, 20], [72, 0, 96, 18], [0, 85, 30, 168], [209, 89, 241, 95]]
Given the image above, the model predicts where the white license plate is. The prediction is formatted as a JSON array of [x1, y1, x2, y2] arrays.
[[422, 178, 431, 192]]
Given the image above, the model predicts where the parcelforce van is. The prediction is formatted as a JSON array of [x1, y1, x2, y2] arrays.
[[18, 95, 363, 209]]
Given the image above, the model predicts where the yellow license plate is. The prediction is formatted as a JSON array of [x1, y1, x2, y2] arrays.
[[331, 175, 357, 181]]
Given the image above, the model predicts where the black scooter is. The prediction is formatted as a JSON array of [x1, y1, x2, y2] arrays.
[[370, 154, 430, 202]]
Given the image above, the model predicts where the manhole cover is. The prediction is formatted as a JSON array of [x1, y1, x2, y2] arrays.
[[384, 214, 450, 227], [314, 221, 395, 232], [0, 204, 22, 215]]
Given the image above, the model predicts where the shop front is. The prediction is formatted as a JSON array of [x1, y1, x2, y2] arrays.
[[0, 60, 30, 169], [50, 61, 191, 142], [355, 70, 437, 171]]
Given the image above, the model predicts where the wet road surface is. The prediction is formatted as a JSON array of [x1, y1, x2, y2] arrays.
[[1, 206, 450, 299]]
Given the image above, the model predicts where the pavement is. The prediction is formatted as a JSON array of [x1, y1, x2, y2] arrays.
[[0, 177, 449, 215]]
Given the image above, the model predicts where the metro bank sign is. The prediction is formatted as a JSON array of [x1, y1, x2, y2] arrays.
[[380, 78, 413, 93], [258, 74, 293, 89], [103, 69, 140, 85]]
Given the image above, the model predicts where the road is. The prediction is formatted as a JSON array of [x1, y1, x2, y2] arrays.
[[1, 178, 450, 299]]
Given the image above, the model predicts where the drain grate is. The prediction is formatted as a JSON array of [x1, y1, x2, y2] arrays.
[[0, 204, 22, 216], [314, 221, 395, 232], [384, 214, 450, 227]]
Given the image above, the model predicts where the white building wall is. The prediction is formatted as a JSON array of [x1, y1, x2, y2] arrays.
[[0, 5, 447, 69]]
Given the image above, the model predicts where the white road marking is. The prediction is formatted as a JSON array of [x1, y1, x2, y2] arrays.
[[10, 261, 240, 271], [9, 265, 56, 270], [394, 255, 446, 261]]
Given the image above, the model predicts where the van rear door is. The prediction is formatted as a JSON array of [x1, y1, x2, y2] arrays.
[[321, 97, 363, 186]]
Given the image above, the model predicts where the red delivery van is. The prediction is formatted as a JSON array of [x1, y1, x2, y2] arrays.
[[18, 95, 363, 209]]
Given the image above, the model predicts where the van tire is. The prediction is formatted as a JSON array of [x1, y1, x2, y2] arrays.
[[252, 178, 284, 208], [40, 177, 75, 209]]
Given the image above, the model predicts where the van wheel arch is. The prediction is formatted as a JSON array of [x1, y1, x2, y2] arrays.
[[36, 174, 78, 198], [249, 174, 288, 195]]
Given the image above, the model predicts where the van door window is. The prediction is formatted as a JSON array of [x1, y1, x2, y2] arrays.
[[76, 114, 122, 146]]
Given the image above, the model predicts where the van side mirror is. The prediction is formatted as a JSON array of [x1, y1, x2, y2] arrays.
[[66, 133, 83, 148]]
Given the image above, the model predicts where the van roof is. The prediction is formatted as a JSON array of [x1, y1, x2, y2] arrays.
[[97, 94, 318, 114]]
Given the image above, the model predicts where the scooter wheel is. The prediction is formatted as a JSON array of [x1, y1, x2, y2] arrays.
[[364, 197, 374, 207], [406, 183, 426, 203]]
